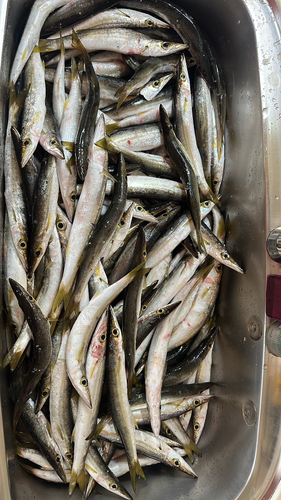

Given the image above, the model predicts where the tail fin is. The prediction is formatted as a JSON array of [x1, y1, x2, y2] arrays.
[[128, 458, 146, 492]]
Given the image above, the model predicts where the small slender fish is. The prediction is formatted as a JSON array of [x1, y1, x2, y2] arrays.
[[140, 73, 172, 101], [48, 8, 169, 39], [56, 57, 82, 222], [9, 280, 52, 433], [145, 302, 181, 436], [29, 154, 59, 276], [9, 0, 72, 84], [39, 92, 64, 159], [85, 446, 133, 500], [52, 34, 66, 127], [72, 30, 100, 180], [69, 312, 108, 495], [123, 228, 147, 395], [107, 307, 146, 491], [4, 215, 27, 335], [39, 29, 187, 59], [4, 88, 29, 271], [160, 104, 203, 252], [49, 327, 73, 469], [21, 49, 46, 168]]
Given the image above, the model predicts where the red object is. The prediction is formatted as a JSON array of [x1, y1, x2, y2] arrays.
[[266, 275, 281, 320]]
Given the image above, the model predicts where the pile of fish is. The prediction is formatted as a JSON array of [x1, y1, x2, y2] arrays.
[[3, 0, 244, 498]]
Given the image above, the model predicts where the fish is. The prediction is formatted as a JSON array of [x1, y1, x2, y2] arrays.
[[9, 279, 52, 433], [107, 307, 145, 491], [21, 49, 46, 168]]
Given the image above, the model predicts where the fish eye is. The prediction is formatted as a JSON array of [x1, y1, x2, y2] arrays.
[[23, 138, 31, 147], [28, 295, 34, 302], [55, 455, 61, 463], [100, 334, 106, 342], [71, 193, 76, 201], [145, 19, 154, 27], [66, 452, 73, 460], [50, 138, 58, 146], [166, 428, 172, 435], [194, 423, 200, 430], [172, 458, 180, 467], [143, 251, 147, 257], [158, 309, 164, 314], [204, 201, 210, 208], [142, 304, 147, 311], [57, 220, 66, 231], [213, 179, 218, 185], [42, 389, 49, 398], [153, 80, 160, 88], [110, 483, 118, 490], [35, 248, 42, 258], [216, 264, 222, 272], [180, 73, 186, 80], [162, 41, 170, 49], [120, 219, 126, 226], [136, 205, 143, 211], [221, 251, 229, 260], [19, 239, 27, 249], [112, 328, 119, 337], [194, 399, 200, 406], [81, 376, 88, 387]]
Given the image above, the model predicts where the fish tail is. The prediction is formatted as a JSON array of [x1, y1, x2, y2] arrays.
[[129, 458, 146, 492], [182, 439, 201, 463], [2, 349, 12, 369], [38, 39, 54, 53], [77, 469, 88, 494], [106, 122, 120, 135], [72, 30, 87, 57], [196, 230, 206, 254], [117, 91, 129, 110], [52, 285, 66, 314], [69, 469, 78, 496], [10, 343, 27, 371]]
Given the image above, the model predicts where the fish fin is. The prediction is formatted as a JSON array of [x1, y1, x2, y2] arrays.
[[72, 30, 87, 57], [77, 469, 88, 494], [10, 348, 25, 372], [32, 45, 41, 53], [90, 414, 111, 439], [71, 57, 78, 81], [95, 137, 108, 149], [129, 458, 146, 492], [52, 285, 66, 314], [133, 415, 139, 429], [62, 141, 75, 153], [9, 82, 17, 108], [2, 349, 12, 369], [59, 31, 65, 56], [38, 39, 54, 53], [69, 470, 78, 496], [117, 91, 129, 110], [106, 122, 120, 135], [115, 84, 126, 98], [196, 230, 206, 254], [102, 169, 116, 182]]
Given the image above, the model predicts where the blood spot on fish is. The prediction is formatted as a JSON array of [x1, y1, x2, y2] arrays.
[[127, 140, 131, 147]]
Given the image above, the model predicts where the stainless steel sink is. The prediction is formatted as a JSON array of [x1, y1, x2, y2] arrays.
[[1, 0, 281, 499]]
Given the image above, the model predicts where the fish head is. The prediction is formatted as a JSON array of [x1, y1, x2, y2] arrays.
[[43, 135, 65, 159], [29, 245, 44, 276], [21, 135, 36, 167], [16, 235, 28, 272]]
